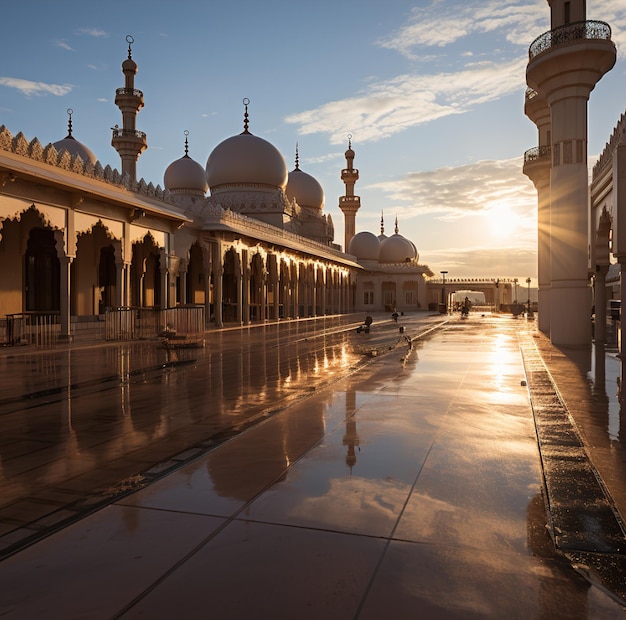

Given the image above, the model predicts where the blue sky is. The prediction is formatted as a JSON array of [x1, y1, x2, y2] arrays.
[[2, 0, 626, 282]]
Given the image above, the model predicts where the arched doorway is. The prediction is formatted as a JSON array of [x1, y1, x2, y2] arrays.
[[24, 228, 60, 311]]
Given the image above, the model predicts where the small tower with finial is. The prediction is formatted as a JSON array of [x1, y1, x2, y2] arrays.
[[338, 134, 361, 252], [111, 35, 147, 182]]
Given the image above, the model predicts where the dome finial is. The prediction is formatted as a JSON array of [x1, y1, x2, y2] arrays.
[[380, 211, 384, 235], [184, 129, 189, 158], [347, 133, 352, 149], [242, 97, 251, 135], [295, 142, 300, 170], [126, 34, 134, 59], [66, 108, 73, 138], [395, 216, 399, 235]]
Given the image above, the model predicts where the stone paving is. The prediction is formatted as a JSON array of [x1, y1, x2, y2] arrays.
[[0, 312, 625, 618]]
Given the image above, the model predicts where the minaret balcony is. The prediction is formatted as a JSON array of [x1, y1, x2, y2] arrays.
[[112, 128, 147, 141], [526, 20, 615, 102], [339, 196, 361, 211], [341, 169, 359, 180], [523, 145, 551, 184], [116, 87, 144, 98], [528, 20, 612, 60]]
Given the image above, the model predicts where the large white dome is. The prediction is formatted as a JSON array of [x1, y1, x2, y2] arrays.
[[164, 155, 208, 194], [286, 168, 324, 211], [379, 233, 418, 263], [206, 133, 288, 190], [348, 231, 380, 260]]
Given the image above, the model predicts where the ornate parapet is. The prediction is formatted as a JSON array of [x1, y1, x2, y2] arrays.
[[0, 125, 170, 203], [199, 201, 356, 264], [592, 111, 626, 180]]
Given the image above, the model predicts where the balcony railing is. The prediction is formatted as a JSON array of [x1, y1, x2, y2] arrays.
[[525, 87, 539, 102], [524, 145, 551, 163], [115, 87, 144, 98], [529, 20, 612, 60], [111, 128, 147, 140]]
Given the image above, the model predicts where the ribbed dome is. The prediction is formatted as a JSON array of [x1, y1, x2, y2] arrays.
[[53, 135, 98, 166], [286, 168, 324, 211], [206, 133, 288, 190], [379, 233, 418, 263], [348, 231, 380, 260], [164, 155, 208, 194]]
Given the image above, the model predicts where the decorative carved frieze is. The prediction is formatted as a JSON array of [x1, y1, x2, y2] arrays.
[[0, 125, 172, 203]]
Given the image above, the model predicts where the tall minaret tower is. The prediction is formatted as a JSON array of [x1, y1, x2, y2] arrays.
[[523, 89, 551, 335], [339, 135, 361, 252], [112, 35, 147, 182], [525, 1, 615, 346]]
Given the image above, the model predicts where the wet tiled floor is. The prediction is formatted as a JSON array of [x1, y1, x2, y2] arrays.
[[0, 312, 625, 618]]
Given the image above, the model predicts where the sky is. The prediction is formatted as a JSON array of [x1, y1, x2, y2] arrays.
[[2, 0, 626, 284]]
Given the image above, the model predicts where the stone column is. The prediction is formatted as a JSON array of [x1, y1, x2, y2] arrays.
[[212, 243, 223, 328], [593, 265, 608, 344], [59, 255, 73, 340], [241, 249, 249, 326]]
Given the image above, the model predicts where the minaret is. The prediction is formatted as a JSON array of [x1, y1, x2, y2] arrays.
[[526, 1, 615, 346], [523, 89, 551, 335], [339, 135, 360, 252], [111, 35, 147, 182]]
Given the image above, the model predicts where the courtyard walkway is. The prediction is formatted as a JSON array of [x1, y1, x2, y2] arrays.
[[0, 312, 625, 618]]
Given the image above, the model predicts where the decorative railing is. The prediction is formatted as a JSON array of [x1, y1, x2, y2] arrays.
[[105, 305, 205, 341], [201, 203, 355, 264], [428, 277, 518, 284], [111, 128, 147, 140], [525, 87, 538, 101], [3, 312, 59, 347], [115, 87, 144, 98], [529, 20, 612, 60], [524, 145, 551, 163]]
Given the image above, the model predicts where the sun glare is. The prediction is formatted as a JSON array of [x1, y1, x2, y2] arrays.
[[485, 203, 521, 242]]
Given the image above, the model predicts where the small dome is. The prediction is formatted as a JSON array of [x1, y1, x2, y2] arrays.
[[348, 231, 380, 260], [379, 233, 418, 263], [164, 155, 208, 194], [206, 133, 287, 190], [53, 135, 97, 166], [286, 168, 324, 211], [122, 57, 138, 73]]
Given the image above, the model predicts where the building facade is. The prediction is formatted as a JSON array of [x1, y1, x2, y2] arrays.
[[0, 39, 360, 341]]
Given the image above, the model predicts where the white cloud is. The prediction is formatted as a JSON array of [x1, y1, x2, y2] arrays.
[[369, 157, 535, 219], [55, 40, 74, 52], [0, 77, 73, 97], [286, 57, 526, 144], [377, 0, 547, 57], [78, 27, 108, 37], [423, 244, 537, 278]]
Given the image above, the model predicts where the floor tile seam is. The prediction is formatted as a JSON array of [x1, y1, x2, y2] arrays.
[[354, 365, 469, 617], [519, 335, 626, 554], [110, 390, 421, 620]]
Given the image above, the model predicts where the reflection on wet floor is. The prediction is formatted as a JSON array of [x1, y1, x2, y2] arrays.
[[0, 314, 439, 555], [0, 314, 624, 618]]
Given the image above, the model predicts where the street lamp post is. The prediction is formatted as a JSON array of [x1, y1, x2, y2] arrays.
[[514, 278, 518, 304], [526, 277, 532, 315], [440, 271, 448, 312]]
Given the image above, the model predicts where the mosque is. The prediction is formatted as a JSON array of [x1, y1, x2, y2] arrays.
[[0, 36, 442, 343]]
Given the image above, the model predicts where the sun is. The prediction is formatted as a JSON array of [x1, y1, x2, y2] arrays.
[[485, 203, 522, 242]]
